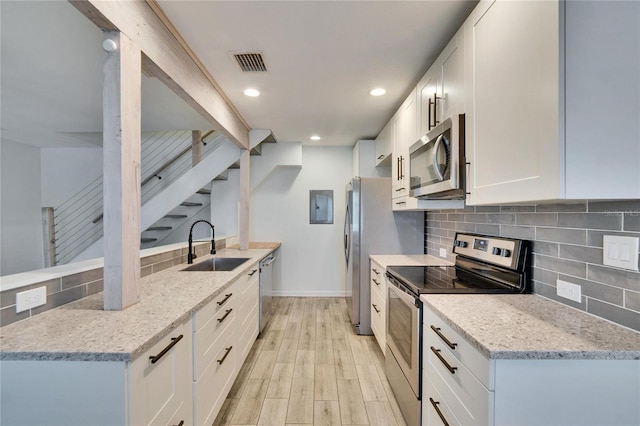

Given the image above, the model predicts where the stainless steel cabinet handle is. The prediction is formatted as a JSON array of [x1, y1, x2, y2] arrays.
[[429, 398, 450, 426], [372, 303, 380, 313], [217, 293, 233, 306], [217, 346, 233, 364], [217, 309, 233, 323], [149, 335, 183, 364], [430, 325, 457, 350], [430, 346, 457, 374], [433, 92, 441, 127]]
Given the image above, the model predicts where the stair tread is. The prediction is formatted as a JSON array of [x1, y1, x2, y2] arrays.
[[141, 238, 157, 243], [197, 189, 211, 194], [165, 214, 188, 218], [181, 202, 203, 207], [147, 226, 172, 231]]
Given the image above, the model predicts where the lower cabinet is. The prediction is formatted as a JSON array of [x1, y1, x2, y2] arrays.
[[370, 260, 386, 353], [423, 305, 640, 425], [0, 262, 261, 426]]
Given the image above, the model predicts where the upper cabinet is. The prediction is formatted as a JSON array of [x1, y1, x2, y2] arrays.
[[374, 121, 393, 167], [418, 28, 465, 138], [464, 0, 640, 205]]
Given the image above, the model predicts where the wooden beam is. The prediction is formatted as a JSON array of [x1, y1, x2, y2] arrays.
[[239, 149, 250, 250], [70, 0, 250, 149], [102, 31, 141, 311], [192, 130, 201, 166]]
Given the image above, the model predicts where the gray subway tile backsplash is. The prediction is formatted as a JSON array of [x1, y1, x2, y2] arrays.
[[425, 201, 640, 331]]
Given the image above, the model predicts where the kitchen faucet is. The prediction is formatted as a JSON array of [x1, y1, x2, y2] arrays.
[[187, 219, 216, 264]]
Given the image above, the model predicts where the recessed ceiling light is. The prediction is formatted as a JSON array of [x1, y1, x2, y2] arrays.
[[369, 88, 386, 96], [310, 135, 321, 141], [244, 88, 260, 97]]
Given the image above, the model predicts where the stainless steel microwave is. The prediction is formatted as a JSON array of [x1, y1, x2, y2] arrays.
[[409, 114, 465, 200]]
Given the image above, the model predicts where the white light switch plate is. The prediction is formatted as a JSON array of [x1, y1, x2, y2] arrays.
[[16, 286, 47, 313], [603, 235, 639, 271], [439, 248, 447, 258]]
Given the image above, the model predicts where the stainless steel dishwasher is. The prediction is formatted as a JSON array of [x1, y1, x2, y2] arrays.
[[259, 254, 275, 332]]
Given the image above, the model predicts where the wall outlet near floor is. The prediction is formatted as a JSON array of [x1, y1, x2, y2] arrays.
[[16, 286, 47, 313], [439, 248, 447, 258], [603, 235, 639, 271], [557, 280, 582, 303]]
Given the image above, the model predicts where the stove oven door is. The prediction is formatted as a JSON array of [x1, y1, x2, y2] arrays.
[[386, 279, 421, 396]]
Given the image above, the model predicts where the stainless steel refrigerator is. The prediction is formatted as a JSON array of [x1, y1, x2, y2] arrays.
[[344, 177, 423, 335]]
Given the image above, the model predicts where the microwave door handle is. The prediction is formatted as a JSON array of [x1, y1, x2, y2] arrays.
[[433, 135, 445, 181]]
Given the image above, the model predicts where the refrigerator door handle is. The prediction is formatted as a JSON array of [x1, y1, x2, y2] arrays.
[[344, 202, 351, 265]]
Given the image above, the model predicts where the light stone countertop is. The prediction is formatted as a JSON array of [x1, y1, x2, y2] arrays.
[[0, 245, 280, 362], [421, 294, 640, 360], [370, 254, 453, 268]]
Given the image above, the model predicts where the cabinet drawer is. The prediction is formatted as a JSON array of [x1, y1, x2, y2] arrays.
[[194, 329, 237, 426], [424, 309, 491, 388], [194, 301, 237, 380], [238, 301, 259, 362], [425, 342, 492, 425], [370, 284, 386, 352], [195, 288, 237, 331], [370, 264, 385, 298], [424, 374, 462, 426]]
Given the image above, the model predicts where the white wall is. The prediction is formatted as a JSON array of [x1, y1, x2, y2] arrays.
[[250, 145, 353, 296], [210, 169, 240, 238], [1, 140, 45, 275], [40, 147, 103, 207]]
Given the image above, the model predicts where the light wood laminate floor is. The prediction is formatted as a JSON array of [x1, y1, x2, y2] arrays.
[[214, 297, 407, 426]]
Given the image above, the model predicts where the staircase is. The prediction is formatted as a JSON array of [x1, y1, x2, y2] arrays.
[[52, 129, 279, 264]]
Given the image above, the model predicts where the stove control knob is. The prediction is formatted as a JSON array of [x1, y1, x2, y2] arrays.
[[500, 249, 512, 258], [492, 247, 502, 255], [455, 240, 468, 248]]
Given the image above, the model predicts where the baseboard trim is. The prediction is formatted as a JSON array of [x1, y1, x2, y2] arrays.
[[272, 290, 347, 297]]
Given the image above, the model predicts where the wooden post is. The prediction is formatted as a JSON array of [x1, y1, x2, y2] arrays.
[[102, 31, 141, 310], [41, 207, 56, 267], [239, 149, 250, 250], [192, 130, 202, 166]]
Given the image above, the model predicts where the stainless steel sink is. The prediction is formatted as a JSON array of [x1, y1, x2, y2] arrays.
[[180, 257, 250, 272]]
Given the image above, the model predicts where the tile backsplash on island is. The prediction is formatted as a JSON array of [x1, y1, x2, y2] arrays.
[[425, 200, 640, 332]]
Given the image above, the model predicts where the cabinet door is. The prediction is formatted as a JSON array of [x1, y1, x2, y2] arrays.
[[375, 120, 393, 167], [392, 92, 417, 199], [418, 68, 438, 137], [437, 28, 465, 122], [465, 0, 560, 205]]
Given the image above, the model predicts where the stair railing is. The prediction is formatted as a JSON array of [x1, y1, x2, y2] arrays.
[[53, 130, 225, 265]]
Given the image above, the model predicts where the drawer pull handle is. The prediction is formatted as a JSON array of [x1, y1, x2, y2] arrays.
[[429, 398, 450, 426], [372, 278, 380, 286], [372, 268, 380, 275], [217, 308, 233, 323], [217, 293, 233, 306], [395, 201, 406, 205], [431, 346, 457, 374], [149, 334, 183, 364], [372, 303, 380, 313], [173, 421, 184, 426], [377, 154, 385, 160], [217, 346, 233, 364], [248, 269, 258, 277], [430, 325, 457, 350]]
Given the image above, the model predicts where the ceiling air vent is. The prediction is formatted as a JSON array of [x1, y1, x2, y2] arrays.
[[231, 52, 268, 73]]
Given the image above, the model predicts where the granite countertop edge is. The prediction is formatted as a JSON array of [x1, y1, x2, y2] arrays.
[[0, 244, 280, 363]]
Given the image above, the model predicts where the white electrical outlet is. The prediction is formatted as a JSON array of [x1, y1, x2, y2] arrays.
[[603, 235, 639, 271], [557, 280, 582, 303], [439, 248, 447, 258], [16, 287, 47, 313]]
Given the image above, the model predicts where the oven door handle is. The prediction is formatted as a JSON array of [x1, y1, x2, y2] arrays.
[[387, 275, 420, 307]]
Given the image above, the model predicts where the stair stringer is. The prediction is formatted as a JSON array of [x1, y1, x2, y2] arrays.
[[72, 141, 240, 262]]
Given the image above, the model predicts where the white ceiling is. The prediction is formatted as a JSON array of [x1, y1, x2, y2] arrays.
[[1, 0, 477, 149]]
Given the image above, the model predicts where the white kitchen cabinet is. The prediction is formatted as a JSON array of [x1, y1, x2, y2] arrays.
[[418, 27, 465, 138], [374, 121, 393, 167], [0, 319, 193, 426], [464, 0, 640, 205], [193, 262, 259, 426], [369, 260, 387, 352], [423, 306, 640, 425]]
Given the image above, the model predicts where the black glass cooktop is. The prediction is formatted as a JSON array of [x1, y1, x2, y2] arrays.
[[386, 264, 525, 295]]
